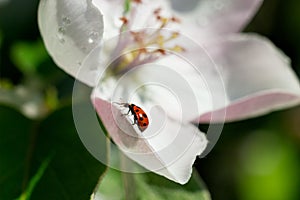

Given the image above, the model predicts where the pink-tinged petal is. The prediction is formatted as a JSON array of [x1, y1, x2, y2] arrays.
[[197, 34, 300, 123], [38, 0, 104, 86], [171, 0, 263, 42], [199, 91, 300, 123], [92, 97, 207, 184]]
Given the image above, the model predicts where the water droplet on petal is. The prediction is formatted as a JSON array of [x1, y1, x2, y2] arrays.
[[88, 38, 94, 44], [58, 26, 66, 34], [62, 16, 71, 25], [57, 27, 66, 44], [59, 38, 65, 44], [88, 31, 99, 44]]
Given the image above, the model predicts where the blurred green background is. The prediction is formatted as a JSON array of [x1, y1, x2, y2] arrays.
[[0, 0, 300, 200]]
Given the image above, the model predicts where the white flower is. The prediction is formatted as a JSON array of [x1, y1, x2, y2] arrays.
[[38, 0, 300, 184]]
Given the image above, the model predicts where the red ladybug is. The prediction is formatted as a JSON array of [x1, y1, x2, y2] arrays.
[[116, 103, 149, 132]]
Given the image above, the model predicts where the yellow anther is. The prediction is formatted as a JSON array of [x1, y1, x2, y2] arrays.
[[157, 35, 165, 47], [161, 17, 169, 25], [170, 45, 185, 52], [112, 3, 186, 75], [171, 32, 179, 39], [114, 50, 139, 71], [124, 53, 134, 64]]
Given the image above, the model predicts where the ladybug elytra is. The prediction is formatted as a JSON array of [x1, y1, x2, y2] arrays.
[[116, 103, 149, 132]]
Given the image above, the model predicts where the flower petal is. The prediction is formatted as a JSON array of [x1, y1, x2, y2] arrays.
[[200, 91, 300, 122], [133, 61, 214, 122], [92, 97, 207, 184], [170, 0, 263, 42], [38, 0, 104, 86], [198, 34, 300, 123], [93, 59, 219, 123], [92, 0, 123, 39]]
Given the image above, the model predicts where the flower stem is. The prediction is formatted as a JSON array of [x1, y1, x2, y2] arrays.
[[121, 153, 137, 200]]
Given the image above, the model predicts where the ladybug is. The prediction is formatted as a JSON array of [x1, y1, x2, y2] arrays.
[[116, 103, 149, 132]]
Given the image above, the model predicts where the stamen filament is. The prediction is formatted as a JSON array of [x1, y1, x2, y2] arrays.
[[108, 2, 185, 76]]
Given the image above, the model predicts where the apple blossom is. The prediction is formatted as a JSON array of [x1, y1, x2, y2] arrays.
[[38, 0, 300, 184]]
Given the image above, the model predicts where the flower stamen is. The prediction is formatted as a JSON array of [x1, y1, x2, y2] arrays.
[[110, 3, 185, 75]]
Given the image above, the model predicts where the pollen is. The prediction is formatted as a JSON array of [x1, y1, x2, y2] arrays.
[[119, 17, 128, 25], [157, 35, 165, 47], [111, 3, 185, 75], [170, 45, 186, 53], [156, 49, 166, 55], [159, 17, 169, 27], [171, 32, 179, 39], [171, 16, 181, 23]]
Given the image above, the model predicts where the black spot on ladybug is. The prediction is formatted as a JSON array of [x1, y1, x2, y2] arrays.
[[135, 109, 140, 112], [143, 123, 147, 126], [143, 114, 147, 118], [139, 117, 143, 121]]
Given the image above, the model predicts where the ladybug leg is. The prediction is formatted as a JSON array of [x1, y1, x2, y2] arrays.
[[123, 111, 136, 125], [132, 116, 138, 125], [121, 109, 131, 116], [127, 118, 136, 125]]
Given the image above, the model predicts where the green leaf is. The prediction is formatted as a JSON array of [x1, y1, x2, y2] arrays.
[[10, 40, 48, 74], [0, 105, 32, 199], [0, 104, 107, 200], [0, 30, 3, 47], [97, 168, 211, 200], [237, 131, 300, 200]]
